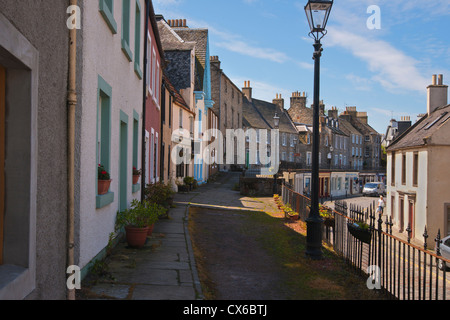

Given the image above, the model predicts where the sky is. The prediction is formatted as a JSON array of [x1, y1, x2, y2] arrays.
[[153, 0, 450, 134]]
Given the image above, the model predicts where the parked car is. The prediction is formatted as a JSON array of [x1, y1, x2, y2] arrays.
[[362, 182, 386, 196], [436, 234, 450, 271]]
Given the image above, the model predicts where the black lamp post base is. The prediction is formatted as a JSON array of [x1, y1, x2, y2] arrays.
[[305, 217, 324, 260]]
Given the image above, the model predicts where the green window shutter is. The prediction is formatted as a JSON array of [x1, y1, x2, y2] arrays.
[[96, 75, 114, 208], [99, 0, 117, 34], [134, 0, 143, 79], [121, 0, 133, 61]]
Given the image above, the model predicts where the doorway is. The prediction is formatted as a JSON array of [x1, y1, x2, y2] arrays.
[[119, 120, 128, 212], [408, 200, 415, 238], [399, 197, 404, 232], [0, 65, 5, 265]]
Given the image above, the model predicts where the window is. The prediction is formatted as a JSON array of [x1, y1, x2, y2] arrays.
[[391, 152, 396, 185], [179, 108, 183, 128], [152, 49, 156, 97], [307, 152, 312, 165], [282, 133, 286, 146], [132, 111, 139, 191], [155, 61, 160, 105], [365, 135, 370, 142], [99, 0, 117, 34], [0, 23, 39, 298], [97, 76, 114, 207], [134, 0, 142, 78], [121, 0, 133, 61], [413, 152, 418, 186], [401, 153, 406, 185], [146, 34, 152, 93], [0, 65, 4, 265], [447, 205, 450, 236]]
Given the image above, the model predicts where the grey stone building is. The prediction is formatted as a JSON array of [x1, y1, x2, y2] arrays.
[[339, 107, 382, 171], [241, 83, 299, 172], [0, 1, 70, 299], [210, 56, 243, 170]]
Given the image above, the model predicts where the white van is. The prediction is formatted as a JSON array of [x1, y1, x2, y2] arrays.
[[362, 182, 385, 197]]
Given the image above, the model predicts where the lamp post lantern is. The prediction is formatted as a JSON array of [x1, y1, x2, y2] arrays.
[[304, 0, 333, 260]]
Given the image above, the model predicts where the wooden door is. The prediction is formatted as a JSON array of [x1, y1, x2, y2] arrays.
[[399, 198, 404, 232], [0, 65, 5, 265], [408, 200, 414, 238]]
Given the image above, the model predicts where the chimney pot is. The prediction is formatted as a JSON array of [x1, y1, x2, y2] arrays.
[[432, 74, 437, 85], [438, 74, 443, 85]]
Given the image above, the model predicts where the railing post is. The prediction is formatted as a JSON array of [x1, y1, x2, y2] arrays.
[[377, 211, 383, 271], [423, 226, 428, 250], [435, 229, 441, 256]]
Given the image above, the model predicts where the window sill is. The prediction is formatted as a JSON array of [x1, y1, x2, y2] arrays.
[[134, 62, 142, 80], [0, 265, 33, 299], [132, 183, 140, 194], [121, 39, 133, 62], [99, 0, 117, 34], [96, 192, 114, 209]]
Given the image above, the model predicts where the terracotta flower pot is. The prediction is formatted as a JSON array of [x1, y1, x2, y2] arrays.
[[132, 175, 140, 185], [125, 226, 149, 248], [98, 179, 112, 195]]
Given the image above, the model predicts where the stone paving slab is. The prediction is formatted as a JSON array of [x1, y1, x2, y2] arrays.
[[81, 172, 250, 301]]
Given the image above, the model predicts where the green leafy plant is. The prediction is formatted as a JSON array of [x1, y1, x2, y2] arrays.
[[144, 181, 175, 209], [354, 221, 370, 230], [98, 164, 110, 180], [183, 176, 195, 185], [319, 204, 333, 219], [115, 199, 165, 230]]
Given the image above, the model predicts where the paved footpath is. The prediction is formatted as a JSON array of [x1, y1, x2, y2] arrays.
[[81, 172, 271, 300]]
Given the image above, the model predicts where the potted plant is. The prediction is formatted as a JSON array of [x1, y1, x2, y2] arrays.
[[284, 204, 299, 221], [132, 167, 141, 185], [144, 181, 175, 219], [319, 204, 335, 228], [115, 199, 163, 248], [183, 176, 195, 191], [98, 164, 112, 195], [347, 220, 372, 244]]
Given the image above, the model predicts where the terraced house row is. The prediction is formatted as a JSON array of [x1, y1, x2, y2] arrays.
[[0, 0, 384, 299]]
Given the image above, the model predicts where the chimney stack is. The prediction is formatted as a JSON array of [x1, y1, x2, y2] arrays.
[[242, 81, 252, 102], [290, 91, 307, 110], [167, 19, 188, 28], [427, 74, 448, 116], [210, 56, 221, 69], [273, 93, 284, 109], [328, 106, 338, 119]]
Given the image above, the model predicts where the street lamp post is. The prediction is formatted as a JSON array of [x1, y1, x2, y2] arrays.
[[273, 112, 280, 194], [304, 0, 333, 260]]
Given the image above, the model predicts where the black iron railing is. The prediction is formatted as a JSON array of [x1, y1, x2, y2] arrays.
[[281, 182, 449, 300]]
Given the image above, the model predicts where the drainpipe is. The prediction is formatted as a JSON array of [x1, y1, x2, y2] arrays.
[[141, 0, 150, 202], [67, 0, 78, 301]]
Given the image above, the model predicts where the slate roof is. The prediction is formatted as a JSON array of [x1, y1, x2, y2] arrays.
[[156, 18, 195, 91], [242, 97, 297, 134], [163, 72, 192, 114], [337, 117, 360, 137], [387, 104, 450, 151], [171, 28, 209, 92]]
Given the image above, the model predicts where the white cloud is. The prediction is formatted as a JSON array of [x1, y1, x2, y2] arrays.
[[327, 27, 428, 93]]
